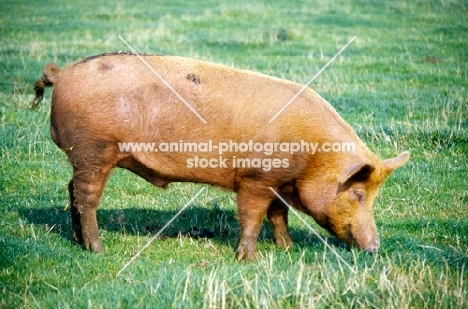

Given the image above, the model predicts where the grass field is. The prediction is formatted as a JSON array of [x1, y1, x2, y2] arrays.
[[1, 0, 467, 307]]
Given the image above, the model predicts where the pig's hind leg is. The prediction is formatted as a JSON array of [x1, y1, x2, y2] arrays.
[[66, 141, 115, 253], [68, 167, 112, 253]]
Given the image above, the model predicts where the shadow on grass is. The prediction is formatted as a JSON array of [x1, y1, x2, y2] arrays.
[[18, 206, 466, 268], [18, 204, 341, 254], [18, 205, 237, 240]]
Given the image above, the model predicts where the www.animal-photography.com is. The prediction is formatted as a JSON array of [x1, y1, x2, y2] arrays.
[[1, 0, 466, 308]]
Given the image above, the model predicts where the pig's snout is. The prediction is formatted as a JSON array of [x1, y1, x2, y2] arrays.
[[363, 237, 380, 253], [351, 220, 380, 253]]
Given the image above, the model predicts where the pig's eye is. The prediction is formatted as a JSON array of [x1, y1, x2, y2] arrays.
[[351, 189, 365, 202]]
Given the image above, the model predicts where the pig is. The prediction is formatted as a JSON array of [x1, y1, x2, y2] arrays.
[[30, 52, 409, 260]]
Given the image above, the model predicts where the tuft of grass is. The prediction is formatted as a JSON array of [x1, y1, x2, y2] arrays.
[[1, 0, 467, 308]]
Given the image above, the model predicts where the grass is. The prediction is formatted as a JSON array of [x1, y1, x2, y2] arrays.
[[1, 0, 467, 307]]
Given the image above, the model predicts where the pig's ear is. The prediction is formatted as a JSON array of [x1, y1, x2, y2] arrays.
[[383, 151, 410, 172], [338, 162, 375, 187]]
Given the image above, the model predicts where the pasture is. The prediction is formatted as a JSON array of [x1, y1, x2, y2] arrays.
[[1, 0, 467, 307]]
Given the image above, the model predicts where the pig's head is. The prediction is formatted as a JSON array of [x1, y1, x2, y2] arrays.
[[311, 152, 409, 252]]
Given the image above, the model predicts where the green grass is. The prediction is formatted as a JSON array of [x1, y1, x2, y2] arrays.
[[1, 0, 467, 307]]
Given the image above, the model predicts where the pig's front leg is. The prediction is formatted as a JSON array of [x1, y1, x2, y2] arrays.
[[267, 199, 292, 248], [235, 185, 273, 260]]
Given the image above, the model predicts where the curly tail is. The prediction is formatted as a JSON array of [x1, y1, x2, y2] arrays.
[[29, 63, 60, 110]]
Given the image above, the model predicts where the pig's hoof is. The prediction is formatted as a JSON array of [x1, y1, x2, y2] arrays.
[[85, 238, 103, 253], [236, 242, 257, 261], [91, 240, 103, 253], [275, 235, 293, 249]]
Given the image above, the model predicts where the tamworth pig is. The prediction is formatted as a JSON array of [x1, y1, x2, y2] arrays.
[[31, 52, 409, 260]]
